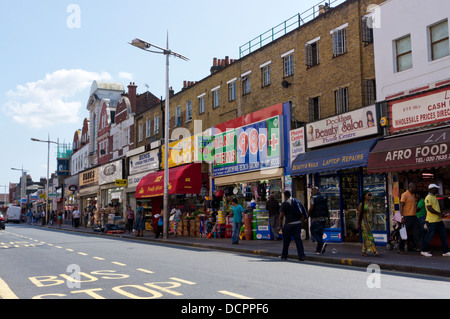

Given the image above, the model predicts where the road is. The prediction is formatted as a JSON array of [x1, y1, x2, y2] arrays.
[[1, 224, 449, 303]]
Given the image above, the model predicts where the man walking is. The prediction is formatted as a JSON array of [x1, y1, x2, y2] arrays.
[[309, 187, 329, 255], [399, 182, 422, 253], [421, 184, 450, 257], [266, 194, 280, 240], [278, 190, 306, 261], [231, 199, 243, 244], [73, 207, 80, 228]]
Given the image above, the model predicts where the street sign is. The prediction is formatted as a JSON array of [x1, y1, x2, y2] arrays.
[[115, 179, 127, 187]]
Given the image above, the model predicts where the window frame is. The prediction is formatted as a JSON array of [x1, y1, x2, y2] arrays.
[[395, 34, 413, 72], [430, 20, 449, 61]]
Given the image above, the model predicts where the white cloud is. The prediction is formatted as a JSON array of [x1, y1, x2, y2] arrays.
[[3, 69, 112, 129], [118, 72, 133, 81]]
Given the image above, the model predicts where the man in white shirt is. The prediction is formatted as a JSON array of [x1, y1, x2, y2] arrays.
[[73, 207, 81, 229]]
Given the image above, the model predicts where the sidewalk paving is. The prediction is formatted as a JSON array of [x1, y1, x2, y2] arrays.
[[37, 222, 450, 278]]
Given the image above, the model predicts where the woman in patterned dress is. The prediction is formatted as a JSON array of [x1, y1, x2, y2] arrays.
[[357, 192, 381, 257]]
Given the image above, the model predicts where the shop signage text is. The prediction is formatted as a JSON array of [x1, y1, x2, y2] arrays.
[[390, 88, 450, 132], [79, 168, 98, 187], [129, 149, 159, 175], [306, 105, 378, 148], [213, 116, 281, 176]]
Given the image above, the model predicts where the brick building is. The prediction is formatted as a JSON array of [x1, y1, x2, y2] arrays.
[[141, 0, 384, 140]]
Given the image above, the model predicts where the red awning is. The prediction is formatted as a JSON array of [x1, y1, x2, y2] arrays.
[[135, 163, 202, 199], [367, 127, 450, 174]]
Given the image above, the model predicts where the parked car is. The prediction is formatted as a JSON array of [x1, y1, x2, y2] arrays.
[[6, 206, 21, 223], [0, 213, 5, 230]]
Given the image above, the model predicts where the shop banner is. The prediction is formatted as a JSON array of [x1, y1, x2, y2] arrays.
[[213, 116, 282, 177], [129, 149, 159, 175], [390, 87, 450, 133], [306, 104, 379, 148], [99, 160, 122, 185], [289, 127, 305, 164], [79, 167, 98, 187], [368, 127, 450, 174], [162, 132, 214, 168]]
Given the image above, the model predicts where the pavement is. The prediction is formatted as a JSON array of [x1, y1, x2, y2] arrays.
[[28, 222, 450, 278]]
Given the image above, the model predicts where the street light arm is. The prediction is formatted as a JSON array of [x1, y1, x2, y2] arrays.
[[31, 138, 58, 145], [129, 38, 189, 61]]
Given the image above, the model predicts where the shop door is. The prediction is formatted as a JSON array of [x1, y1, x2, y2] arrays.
[[363, 174, 388, 245], [342, 174, 360, 242], [319, 176, 342, 243]]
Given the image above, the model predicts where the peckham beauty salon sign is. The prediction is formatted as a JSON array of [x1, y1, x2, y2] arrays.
[[213, 116, 282, 177], [306, 104, 379, 148]]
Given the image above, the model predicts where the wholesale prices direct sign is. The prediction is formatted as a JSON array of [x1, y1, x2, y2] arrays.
[[390, 88, 450, 133], [213, 116, 282, 177]]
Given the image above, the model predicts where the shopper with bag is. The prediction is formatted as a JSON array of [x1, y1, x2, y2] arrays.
[[357, 192, 381, 257], [399, 182, 422, 254]]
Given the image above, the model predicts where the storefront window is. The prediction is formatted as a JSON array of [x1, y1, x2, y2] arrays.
[[363, 174, 387, 232], [319, 176, 340, 229], [342, 174, 359, 241]]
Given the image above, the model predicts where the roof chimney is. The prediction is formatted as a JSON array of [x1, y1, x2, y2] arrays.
[[127, 82, 137, 113]]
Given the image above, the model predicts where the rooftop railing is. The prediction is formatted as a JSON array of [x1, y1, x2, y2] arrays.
[[239, 0, 346, 58]]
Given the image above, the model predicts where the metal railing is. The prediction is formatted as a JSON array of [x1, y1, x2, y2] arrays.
[[239, 0, 347, 58]]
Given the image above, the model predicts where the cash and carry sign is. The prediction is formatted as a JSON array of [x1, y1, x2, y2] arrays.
[[390, 87, 450, 133], [213, 116, 282, 176]]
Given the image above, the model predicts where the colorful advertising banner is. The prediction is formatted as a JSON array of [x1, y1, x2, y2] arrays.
[[213, 116, 282, 177]]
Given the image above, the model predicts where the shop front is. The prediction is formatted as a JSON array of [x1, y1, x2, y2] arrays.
[[292, 138, 387, 243], [135, 162, 205, 233], [368, 86, 450, 245], [126, 146, 159, 217], [78, 167, 99, 224], [291, 105, 387, 244], [212, 103, 293, 240], [98, 159, 124, 219], [367, 126, 450, 240]]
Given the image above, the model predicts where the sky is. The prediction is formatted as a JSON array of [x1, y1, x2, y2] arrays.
[[0, 0, 334, 190]]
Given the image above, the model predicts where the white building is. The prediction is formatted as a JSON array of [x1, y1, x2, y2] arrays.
[[373, 0, 450, 101]]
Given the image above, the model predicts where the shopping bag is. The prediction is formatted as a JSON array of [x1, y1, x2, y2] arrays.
[[400, 225, 408, 240], [393, 211, 402, 223]]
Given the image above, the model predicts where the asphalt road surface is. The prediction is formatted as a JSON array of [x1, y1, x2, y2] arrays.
[[1, 224, 449, 302]]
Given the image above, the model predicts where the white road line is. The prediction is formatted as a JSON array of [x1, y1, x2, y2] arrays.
[[217, 290, 253, 299]]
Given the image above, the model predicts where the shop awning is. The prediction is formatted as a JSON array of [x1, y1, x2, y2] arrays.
[[367, 127, 450, 174], [135, 163, 202, 199], [291, 138, 379, 176]]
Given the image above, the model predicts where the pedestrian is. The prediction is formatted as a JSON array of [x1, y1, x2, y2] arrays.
[[416, 192, 427, 243], [58, 210, 63, 228], [170, 204, 182, 236], [231, 198, 243, 245], [278, 190, 306, 261], [421, 184, 450, 257], [266, 194, 281, 240], [126, 205, 135, 233], [73, 207, 80, 228], [399, 182, 422, 253], [155, 206, 164, 238], [134, 201, 146, 237], [308, 187, 330, 255], [357, 192, 381, 257]]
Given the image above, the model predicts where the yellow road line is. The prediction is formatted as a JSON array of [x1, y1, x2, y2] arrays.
[[77, 252, 88, 256], [137, 268, 154, 274], [93, 257, 105, 261], [0, 277, 18, 299], [170, 277, 196, 285], [112, 262, 126, 267]]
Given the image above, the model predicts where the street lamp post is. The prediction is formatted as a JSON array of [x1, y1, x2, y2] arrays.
[[130, 35, 189, 239], [31, 134, 58, 226]]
